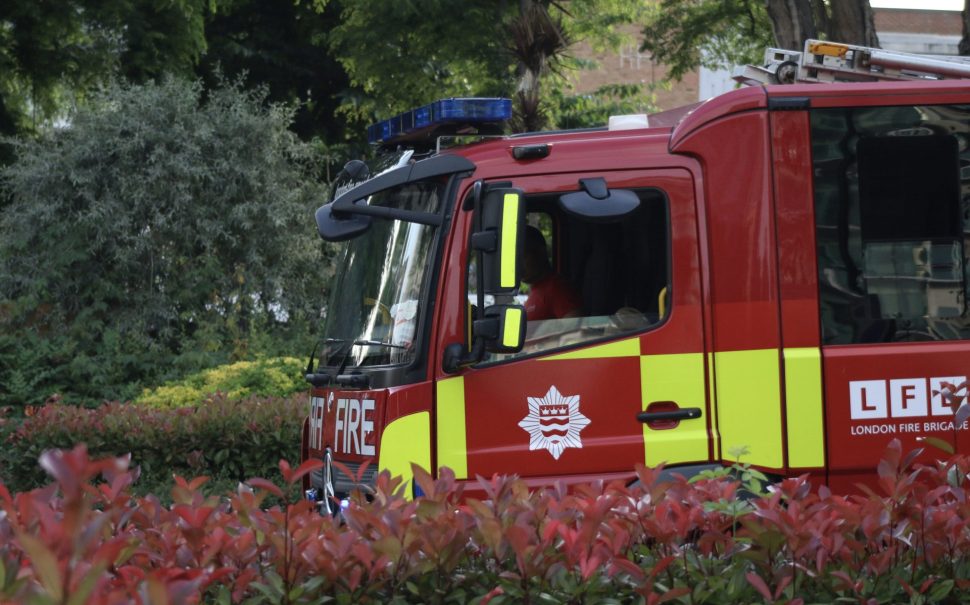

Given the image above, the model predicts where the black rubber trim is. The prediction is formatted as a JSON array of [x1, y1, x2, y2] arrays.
[[331, 155, 475, 207], [767, 97, 810, 111]]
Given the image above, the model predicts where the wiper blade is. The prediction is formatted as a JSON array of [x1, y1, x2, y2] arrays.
[[353, 339, 408, 350], [306, 339, 405, 388], [305, 338, 352, 387]]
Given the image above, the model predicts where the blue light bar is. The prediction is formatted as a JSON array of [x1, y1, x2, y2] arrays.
[[367, 97, 512, 145]]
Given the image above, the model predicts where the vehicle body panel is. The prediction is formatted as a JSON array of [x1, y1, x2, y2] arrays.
[[303, 78, 970, 500]]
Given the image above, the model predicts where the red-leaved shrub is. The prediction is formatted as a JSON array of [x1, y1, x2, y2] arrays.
[[2, 440, 970, 604]]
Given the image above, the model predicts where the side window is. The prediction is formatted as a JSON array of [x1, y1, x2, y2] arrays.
[[471, 187, 670, 362], [812, 104, 970, 344]]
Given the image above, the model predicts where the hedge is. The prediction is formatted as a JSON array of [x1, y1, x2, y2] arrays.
[[134, 357, 308, 409], [2, 440, 970, 604], [0, 394, 305, 501]]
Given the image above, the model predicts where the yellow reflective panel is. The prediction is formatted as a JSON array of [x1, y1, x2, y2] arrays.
[[641, 353, 708, 466], [784, 347, 825, 468], [714, 349, 783, 469], [543, 337, 640, 361], [378, 411, 431, 499], [708, 351, 719, 458], [500, 193, 519, 289], [503, 307, 523, 349], [435, 377, 468, 479]]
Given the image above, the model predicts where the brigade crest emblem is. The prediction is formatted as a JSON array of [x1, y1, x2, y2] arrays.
[[518, 386, 590, 460]]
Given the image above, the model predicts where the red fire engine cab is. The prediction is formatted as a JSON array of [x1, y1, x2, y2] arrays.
[[303, 41, 970, 511]]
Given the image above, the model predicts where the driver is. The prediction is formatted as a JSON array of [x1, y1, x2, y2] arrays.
[[521, 226, 581, 321]]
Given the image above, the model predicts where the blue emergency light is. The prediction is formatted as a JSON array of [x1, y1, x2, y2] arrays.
[[367, 97, 512, 146]]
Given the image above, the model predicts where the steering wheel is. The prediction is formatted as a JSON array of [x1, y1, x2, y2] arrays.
[[891, 329, 936, 342], [363, 296, 392, 325]]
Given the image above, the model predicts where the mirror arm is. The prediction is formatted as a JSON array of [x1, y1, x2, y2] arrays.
[[331, 200, 443, 226], [470, 231, 497, 252], [472, 317, 500, 340], [443, 339, 486, 374]]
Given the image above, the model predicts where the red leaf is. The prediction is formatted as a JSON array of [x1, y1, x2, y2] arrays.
[[16, 532, 64, 602], [481, 586, 504, 605], [284, 458, 324, 486], [657, 587, 692, 604], [746, 572, 773, 602], [175, 505, 215, 528], [246, 478, 284, 498], [609, 557, 645, 581], [412, 463, 435, 499], [278, 459, 293, 484]]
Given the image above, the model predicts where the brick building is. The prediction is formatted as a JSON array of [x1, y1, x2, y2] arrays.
[[570, 8, 964, 112]]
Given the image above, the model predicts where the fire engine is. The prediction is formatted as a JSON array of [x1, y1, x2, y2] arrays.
[[303, 41, 970, 511]]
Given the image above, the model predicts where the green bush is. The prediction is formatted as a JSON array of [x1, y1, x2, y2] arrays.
[[0, 76, 331, 408], [135, 356, 307, 408], [0, 393, 306, 500]]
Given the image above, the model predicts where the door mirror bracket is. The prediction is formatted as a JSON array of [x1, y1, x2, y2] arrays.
[[442, 304, 527, 374]]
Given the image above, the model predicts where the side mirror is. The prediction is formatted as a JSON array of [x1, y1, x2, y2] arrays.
[[473, 188, 525, 295], [475, 304, 526, 354], [442, 183, 527, 374]]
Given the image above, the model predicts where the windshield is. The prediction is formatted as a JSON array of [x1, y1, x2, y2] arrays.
[[320, 180, 444, 368]]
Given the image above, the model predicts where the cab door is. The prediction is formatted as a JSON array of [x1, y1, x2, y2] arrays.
[[434, 169, 714, 482]]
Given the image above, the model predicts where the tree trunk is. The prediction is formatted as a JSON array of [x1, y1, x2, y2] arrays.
[[828, 0, 880, 47], [811, 0, 830, 40], [960, 0, 970, 55], [508, 0, 568, 133], [765, 0, 817, 50]]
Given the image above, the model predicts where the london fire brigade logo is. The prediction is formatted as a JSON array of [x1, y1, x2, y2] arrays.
[[518, 386, 590, 460]]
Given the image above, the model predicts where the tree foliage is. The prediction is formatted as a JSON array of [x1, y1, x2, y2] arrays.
[[324, 0, 649, 133], [0, 0, 212, 143], [196, 0, 352, 143], [640, 0, 772, 82], [325, 0, 512, 127], [0, 77, 328, 405], [0, 0, 660, 406], [640, 0, 880, 84]]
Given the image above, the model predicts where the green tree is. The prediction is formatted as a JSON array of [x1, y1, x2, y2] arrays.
[[323, 0, 648, 133], [0, 0, 212, 144], [325, 0, 510, 127], [640, 0, 773, 82], [640, 0, 881, 84], [0, 77, 328, 406], [196, 0, 352, 143]]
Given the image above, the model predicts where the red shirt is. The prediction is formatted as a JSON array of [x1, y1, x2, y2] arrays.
[[524, 274, 582, 321]]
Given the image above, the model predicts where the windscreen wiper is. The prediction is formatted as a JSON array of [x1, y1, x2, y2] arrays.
[[305, 339, 401, 389], [353, 339, 408, 349], [304, 338, 351, 387]]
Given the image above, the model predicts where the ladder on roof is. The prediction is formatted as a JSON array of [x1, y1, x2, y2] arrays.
[[734, 39, 970, 86]]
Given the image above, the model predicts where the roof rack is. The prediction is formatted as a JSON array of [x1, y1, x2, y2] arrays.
[[734, 39, 970, 86]]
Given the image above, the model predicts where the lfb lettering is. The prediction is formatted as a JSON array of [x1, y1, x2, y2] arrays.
[[850, 377, 965, 420], [334, 398, 376, 456]]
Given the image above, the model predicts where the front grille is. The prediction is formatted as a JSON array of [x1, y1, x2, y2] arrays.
[[310, 459, 377, 498]]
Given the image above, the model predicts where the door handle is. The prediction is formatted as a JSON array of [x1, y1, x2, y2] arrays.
[[637, 407, 702, 423]]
